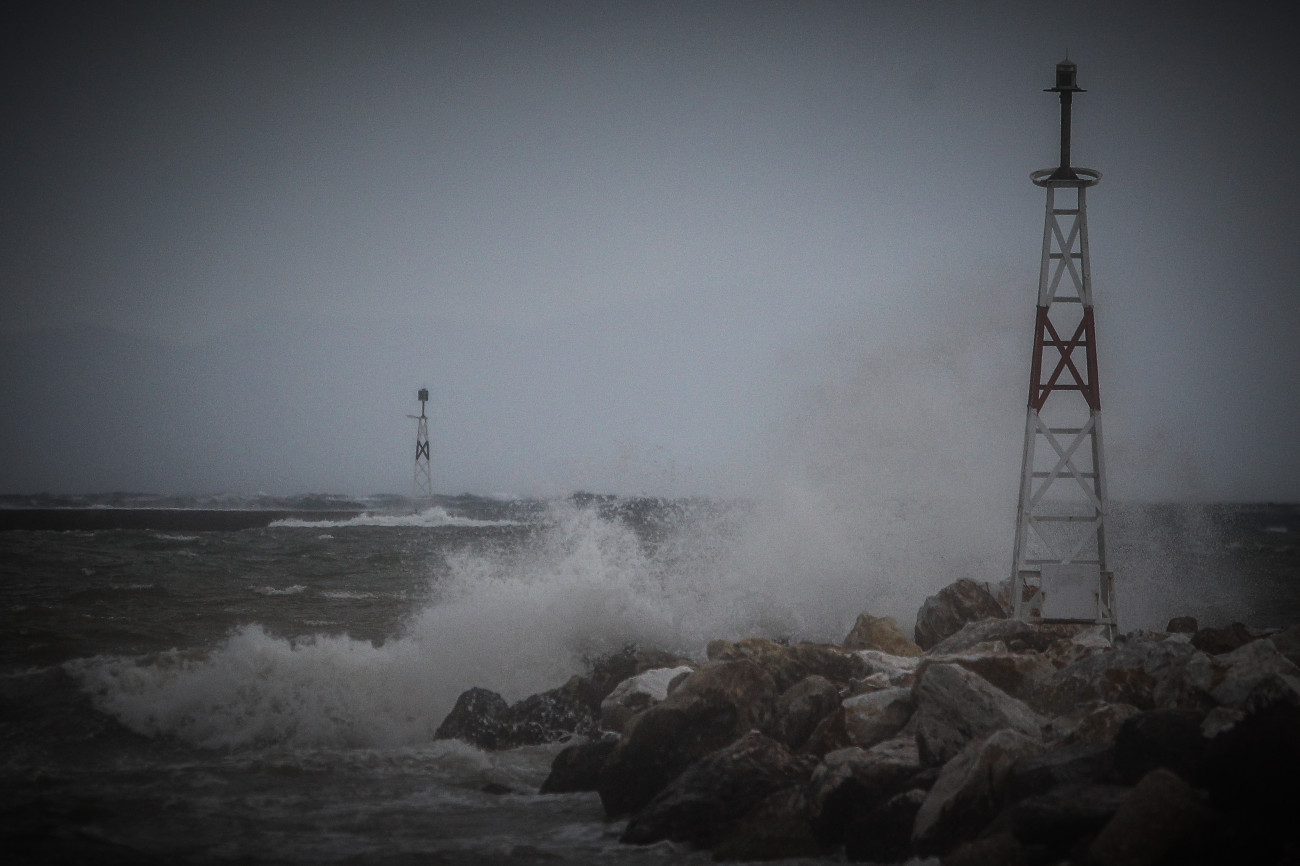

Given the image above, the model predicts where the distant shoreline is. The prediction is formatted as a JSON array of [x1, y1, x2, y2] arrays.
[[0, 509, 366, 532]]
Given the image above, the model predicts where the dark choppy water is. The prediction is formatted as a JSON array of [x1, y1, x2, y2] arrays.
[[0, 496, 1295, 863]]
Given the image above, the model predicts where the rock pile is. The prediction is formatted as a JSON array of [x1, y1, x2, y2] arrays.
[[436, 584, 1300, 864]]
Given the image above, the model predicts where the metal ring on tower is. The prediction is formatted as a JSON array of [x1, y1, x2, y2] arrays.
[[1031, 167, 1101, 188]]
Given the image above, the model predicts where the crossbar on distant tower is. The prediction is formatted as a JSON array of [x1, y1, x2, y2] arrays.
[[1010, 60, 1117, 635]]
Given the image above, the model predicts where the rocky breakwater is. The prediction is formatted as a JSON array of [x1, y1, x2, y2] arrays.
[[436, 578, 1300, 864]]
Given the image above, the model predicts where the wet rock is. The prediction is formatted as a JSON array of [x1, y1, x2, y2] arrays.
[[706, 637, 867, 692], [806, 736, 925, 847], [1269, 624, 1300, 668], [913, 579, 1008, 650], [434, 687, 511, 749], [927, 618, 1064, 656], [1041, 635, 1209, 714], [921, 650, 1056, 709], [1190, 621, 1255, 655], [1045, 699, 1139, 746], [798, 706, 852, 758], [912, 728, 1045, 856], [504, 676, 602, 746], [842, 613, 923, 657], [842, 786, 926, 863], [1202, 637, 1300, 712], [586, 645, 697, 700], [989, 782, 1129, 853], [942, 830, 1051, 866], [1087, 768, 1216, 866], [848, 649, 921, 692], [597, 659, 779, 816], [599, 665, 694, 734], [1166, 616, 1198, 634], [539, 738, 618, 794], [711, 785, 824, 861], [1001, 740, 1119, 804], [912, 662, 1045, 767], [620, 731, 814, 848], [841, 686, 914, 749], [1113, 708, 1206, 784], [772, 674, 841, 752]]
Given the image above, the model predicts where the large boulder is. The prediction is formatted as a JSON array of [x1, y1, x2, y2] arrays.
[[1113, 708, 1207, 785], [599, 665, 694, 734], [806, 736, 927, 848], [538, 738, 618, 794], [912, 728, 1045, 856], [986, 782, 1129, 856], [921, 650, 1057, 709], [710, 786, 824, 862], [1040, 635, 1210, 715], [1045, 700, 1140, 746], [772, 675, 841, 752], [434, 687, 511, 749], [841, 686, 915, 749], [914, 579, 1007, 650], [1190, 621, 1255, 655], [620, 731, 814, 848], [1200, 637, 1300, 712], [597, 659, 779, 816], [706, 638, 868, 691], [842, 613, 923, 657], [912, 662, 1045, 767], [1086, 768, 1216, 866], [843, 786, 927, 863]]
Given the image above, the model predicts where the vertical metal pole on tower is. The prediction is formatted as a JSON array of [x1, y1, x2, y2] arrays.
[[1011, 61, 1116, 635], [414, 388, 432, 501]]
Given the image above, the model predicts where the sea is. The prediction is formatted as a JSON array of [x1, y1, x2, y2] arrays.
[[1, 492, 1296, 864]]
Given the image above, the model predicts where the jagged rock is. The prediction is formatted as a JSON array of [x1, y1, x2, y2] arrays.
[[620, 732, 815, 848], [1202, 637, 1300, 712], [987, 782, 1129, 855], [586, 645, 697, 700], [1113, 708, 1207, 784], [1040, 635, 1210, 715], [1167, 616, 1198, 634], [806, 736, 926, 847], [1045, 700, 1140, 746], [914, 579, 1007, 650], [842, 686, 915, 749], [1001, 740, 1119, 804], [912, 728, 1045, 856], [928, 618, 1061, 655], [539, 738, 618, 794], [711, 785, 824, 861], [1201, 703, 1300, 855], [1087, 768, 1216, 866], [942, 830, 1050, 866], [842, 613, 923, 657], [597, 659, 779, 817], [1190, 621, 1255, 655], [599, 665, 694, 734], [504, 675, 602, 746], [434, 687, 511, 749], [1269, 624, 1300, 668], [921, 650, 1056, 709], [912, 662, 1045, 767], [772, 674, 841, 752], [842, 786, 926, 863], [706, 637, 868, 691], [798, 706, 852, 758], [848, 649, 921, 692]]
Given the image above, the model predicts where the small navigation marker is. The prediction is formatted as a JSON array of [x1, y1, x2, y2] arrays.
[[412, 388, 432, 501]]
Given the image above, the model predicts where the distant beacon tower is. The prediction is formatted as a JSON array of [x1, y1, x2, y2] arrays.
[[1010, 60, 1116, 633], [413, 388, 432, 500]]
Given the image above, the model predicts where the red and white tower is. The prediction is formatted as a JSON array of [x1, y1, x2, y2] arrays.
[[413, 388, 432, 501], [1010, 60, 1116, 632]]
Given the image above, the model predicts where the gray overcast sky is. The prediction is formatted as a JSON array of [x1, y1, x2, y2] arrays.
[[2, 0, 1297, 501]]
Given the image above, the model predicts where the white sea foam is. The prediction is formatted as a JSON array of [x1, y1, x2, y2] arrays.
[[269, 506, 517, 529], [250, 585, 307, 596]]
